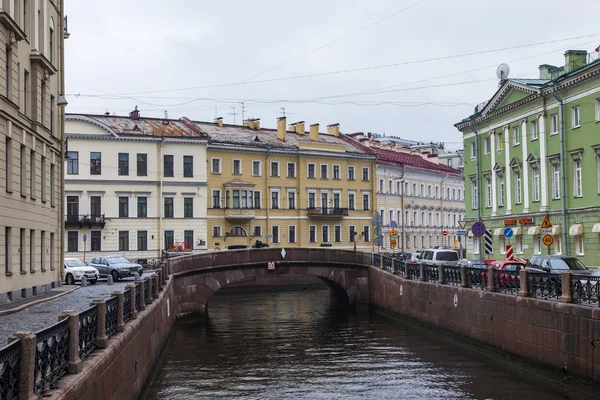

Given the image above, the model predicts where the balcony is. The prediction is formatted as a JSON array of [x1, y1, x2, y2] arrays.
[[224, 208, 256, 221], [64, 214, 106, 229], [307, 207, 349, 219]]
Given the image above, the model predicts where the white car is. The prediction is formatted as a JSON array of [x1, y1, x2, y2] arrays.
[[63, 258, 99, 285]]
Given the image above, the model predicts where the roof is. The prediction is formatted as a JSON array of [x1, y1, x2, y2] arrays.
[[371, 147, 461, 175], [508, 78, 550, 87]]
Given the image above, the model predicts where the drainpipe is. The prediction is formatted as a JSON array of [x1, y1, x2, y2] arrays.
[[158, 137, 165, 256], [397, 167, 406, 252], [58, 3, 66, 284], [265, 147, 271, 246], [552, 86, 568, 256], [440, 171, 449, 247], [468, 120, 482, 260]]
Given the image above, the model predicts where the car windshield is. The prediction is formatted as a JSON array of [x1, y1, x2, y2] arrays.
[[65, 259, 86, 267], [108, 256, 130, 264], [549, 258, 586, 271], [437, 252, 458, 261]]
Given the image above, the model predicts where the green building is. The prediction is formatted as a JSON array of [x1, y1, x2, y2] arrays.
[[455, 49, 600, 267]]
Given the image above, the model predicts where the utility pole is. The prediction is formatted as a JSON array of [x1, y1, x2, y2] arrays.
[[280, 107, 286, 117], [241, 102, 245, 121], [229, 107, 237, 125]]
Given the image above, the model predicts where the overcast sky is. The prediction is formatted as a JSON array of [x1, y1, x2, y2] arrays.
[[64, 0, 600, 150]]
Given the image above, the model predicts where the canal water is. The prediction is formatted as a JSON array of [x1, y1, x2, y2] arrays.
[[146, 289, 574, 400]]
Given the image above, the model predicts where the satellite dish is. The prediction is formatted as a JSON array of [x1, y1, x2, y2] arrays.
[[496, 63, 510, 80]]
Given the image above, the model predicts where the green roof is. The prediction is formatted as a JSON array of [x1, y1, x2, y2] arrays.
[[509, 78, 550, 87]]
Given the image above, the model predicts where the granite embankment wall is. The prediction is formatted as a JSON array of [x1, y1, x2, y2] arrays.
[[369, 266, 600, 383]]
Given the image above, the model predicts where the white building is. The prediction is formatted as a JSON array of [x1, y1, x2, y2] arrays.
[[64, 111, 208, 260]]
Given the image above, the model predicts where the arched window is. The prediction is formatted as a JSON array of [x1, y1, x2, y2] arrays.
[[227, 226, 248, 237]]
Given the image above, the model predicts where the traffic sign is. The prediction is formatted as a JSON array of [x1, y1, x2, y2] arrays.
[[457, 230, 465, 236], [391, 239, 397, 248], [503, 227, 513, 238], [505, 245, 514, 261], [267, 261, 276, 270], [484, 230, 493, 254], [82, 233, 87, 242], [541, 216, 552, 229], [442, 230, 448, 236], [541, 228, 552, 235], [372, 211, 383, 225], [389, 228, 398, 237], [472, 222, 486, 237], [458, 220, 467, 229], [390, 220, 397, 228], [543, 235, 554, 246]]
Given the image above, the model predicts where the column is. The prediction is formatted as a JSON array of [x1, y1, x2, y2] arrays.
[[521, 120, 529, 213], [539, 113, 549, 211], [504, 126, 512, 214], [491, 130, 497, 216]]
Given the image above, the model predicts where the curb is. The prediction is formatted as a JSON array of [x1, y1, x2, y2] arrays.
[[0, 286, 80, 317]]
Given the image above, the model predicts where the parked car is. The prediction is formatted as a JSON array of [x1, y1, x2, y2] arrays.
[[525, 255, 591, 275], [489, 260, 526, 271], [63, 258, 99, 285], [88, 256, 144, 281], [410, 252, 423, 263], [458, 259, 489, 269], [394, 252, 412, 262], [420, 248, 460, 267]]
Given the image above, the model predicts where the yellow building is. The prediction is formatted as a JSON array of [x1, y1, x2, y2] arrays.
[[198, 117, 377, 250]]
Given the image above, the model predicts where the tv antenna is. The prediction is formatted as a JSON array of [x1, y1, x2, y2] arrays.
[[496, 63, 510, 81]]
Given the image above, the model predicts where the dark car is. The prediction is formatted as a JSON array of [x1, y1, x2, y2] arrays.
[[525, 255, 590, 275], [88, 256, 144, 281]]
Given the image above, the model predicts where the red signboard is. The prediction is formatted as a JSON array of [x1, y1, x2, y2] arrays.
[[504, 218, 534, 226]]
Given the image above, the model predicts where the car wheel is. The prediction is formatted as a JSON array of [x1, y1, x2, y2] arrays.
[[65, 274, 75, 285], [111, 271, 119, 282], [90, 280, 97, 285]]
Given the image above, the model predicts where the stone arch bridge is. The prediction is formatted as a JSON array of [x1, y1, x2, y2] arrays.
[[170, 248, 371, 317]]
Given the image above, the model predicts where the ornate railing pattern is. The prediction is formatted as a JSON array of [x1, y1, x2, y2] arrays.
[[34, 319, 69, 395], [105, 297, 118, 338], [135, 284, 141, 312], [527, 273, 562, 300], [123, 288, 132, 323], [152, 278, 157, 298], [493, 270, 520, 295], [78, 306, 97, 360], [424, 266, 439, 283], [0, 340, 20, 400], [443, 266, 461, 286], [571, 275, 600, 307], [144, 280, 151, 304], [372, 253, 381, 268], [382, 256, 393, 273], [407, 263, 420, 280], [466, 267, 487, 290], [394, 261, 405, 277]]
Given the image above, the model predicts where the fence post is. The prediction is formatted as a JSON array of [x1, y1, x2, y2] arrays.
[[90, 299, 108, 348], [560, 271, 572, 303], [460, 265, 467, 288], [157, 270, 164, 291], [404, 262, 409, 278], [380, 255, 384, 269], [437, 265, 444, 284], [145, 278, 154, 304], [487, 266, 495, 292], [138, 281, 146, 311], [8, 332, 36, 400], [518, 269, 528, 297], [58, 310, 81, 374], [127, 284, 138, 319], [391, 258, 395, 274], [112, 291, 125, 332], [419, 262, 425, 281], [154, 274, 160, 299]]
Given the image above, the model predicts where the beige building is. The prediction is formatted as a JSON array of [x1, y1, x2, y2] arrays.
[[64, 111, 209, 260], [0, 0, 66, 303]]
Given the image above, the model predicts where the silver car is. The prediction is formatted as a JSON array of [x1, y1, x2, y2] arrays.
[[88, 256, 143, 281], [63, 258, 99, 285]]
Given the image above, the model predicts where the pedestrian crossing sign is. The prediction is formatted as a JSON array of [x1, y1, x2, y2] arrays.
[[541, 216, 552, 229], [390, 228, 398, 237]]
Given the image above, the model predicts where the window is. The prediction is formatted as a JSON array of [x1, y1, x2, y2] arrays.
[[118, 153, 129, 175], [184, 197, 194, 218], [470, 141, 476, 158], [19, 229, 25, 272], [596, 99, 600, 122], [380, 209, 385, 225], [164, 230, 174, 250], [90, 152, 101, 175], [553, 235, 561, 255], [135, 196, 147, 218], [271, 190, 279, 209], [5, 46, 11, 99], [362, 167, 369, 181], [446, 188, 450, 199], [232, 159, 241, 175], [137, 231, 147, 251], [184, 230, 194, 249], [288, 191, 296, 209], [20, 145, 26, 195], [552, 163, 561, 200], [24, 70, 29, 116], [348, 166, 355, 180], [448, 159, 453, 167], [164, 197, 174, 218], [435, 186, 439, 198], [530, 120, 538, 140], [252, 160, 261, 176], [272, 226, 280, 244], [574, 159, 583, 197], [137, 154, 147, 176], [349, 226, 356, 242], [321, 192, 328, 208], [212, 226, 222, 237], [65, 196, 79, 220], [412, 183, 417, 195], [287, 162, 296, 178], [29, 150, 35, 199], [496, 131, 503, 150], [322, 225, 329, 243], [406, 210, 411, 225], [67, 231, 78, 252], [452, 188, 456, 200], [183, 156, 194, 177], [483, 136, 490, 154], [512, 126, 520, 145], [212, 190, 221, 208], [333, 165, 340, 180], [458, 189, 461, 200], [27, 230, 34, 272], [50, 164, 55, 207], [397, 182, 401, 194], [91, 231, 101, 252], [308, 163, 316, 178], [497, 175, 505, 206], [211, 158, 221, 174], [470, 177, 478, 209], [270, 161, 279, 177], [363, 226, 370, 242], [572, 106, 580, 128], [308, 192, 316, 208], [420, 184, 425, 196], [40, 231, 45, 271], [533, 235, 541, 255], [514, 171, 522, 204], [551, 114, 558, 135], [390, 210, 393, 225], [50, 95, 55, 136], [427, 185, 431, 198], [309, 226, 316, 243], [576, 235, 584, 255], [334, 226, 341, 242], [253, 226, 262, 237], [498, 236, 505, 254], [362, 193, 370, 211], [49, 21, 54, 63], [379, 180, 384, 193], [119, 197, 129, 218], [598, 156, 600, 195], [67, 151, 78, 174], [532, 167, 540, 202], [163, 155, 174, 177], [348, 193, 355, 210], [5, 137, 12, 193], [50, 232, 54, 269], [320, 164, 328, 179], [288, 226, 296, 243], [254, 191, 261, 209], [90, 196, 101, 217]]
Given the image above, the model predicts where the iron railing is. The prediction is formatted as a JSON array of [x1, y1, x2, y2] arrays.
[[442, 266, 461, 286], [382, 256, 393, 273], [123, 288, 132, 322], [152, 279, 157, 298], [34, 318, 69, 395], [424, 266, 439, 283], [105, 297, 118, 338], [571, 275, 600, 307], [493, 270, 520, 295], [135, 284, 141, 312], [466, 267, 487, 290], [372, 253, 381, 268], [394, 261, 405, 277], [0, 340, 20, 400], [144, 280, 151, 304], [78, 306, 98, 360], [527, 273, 562, 300], [306, 207, 349, 217], [407, 263, 420, 280]]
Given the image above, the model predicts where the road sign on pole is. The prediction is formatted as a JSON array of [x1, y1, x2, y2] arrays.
[[390, 220, 397, 228], [442, 230, 448, 236], [390, 239, 397, 248], [390, 228, 398, 237], [484, 230, 493, 254], [472, 222, 486, 237], [458, 220, 467, 230], [82, 233, 87, 263], [503, 228, 513, 238], [506, 245, 514, 261], [543, 235, 554, 247]]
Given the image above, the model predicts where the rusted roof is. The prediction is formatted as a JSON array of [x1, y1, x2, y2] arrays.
[[373, 147, 460, 175]]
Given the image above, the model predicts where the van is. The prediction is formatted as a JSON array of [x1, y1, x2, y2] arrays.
[[419, 248, 460, 267]]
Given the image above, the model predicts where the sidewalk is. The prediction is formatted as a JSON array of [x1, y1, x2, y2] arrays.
[[0, 273, 153, 341]]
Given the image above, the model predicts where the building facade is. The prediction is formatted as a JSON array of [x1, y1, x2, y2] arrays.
[[369, 144, 464, 253], [202, 117, 377, 251], [0, 1, 66, 303], [456, 49, 600, 266], [64, 112, 208, 260]]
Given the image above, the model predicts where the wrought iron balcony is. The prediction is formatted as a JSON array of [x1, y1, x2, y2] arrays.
[[307, 207, 349, 218], [224, 208, 256, 221], [64, 214, 106, 228]]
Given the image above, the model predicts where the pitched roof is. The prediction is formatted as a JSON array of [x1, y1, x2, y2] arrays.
[[372, 147, 460, 175]]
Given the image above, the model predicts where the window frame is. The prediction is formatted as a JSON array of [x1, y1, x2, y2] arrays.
[[288, 225, 296, 243], [67, 151, 79, 175], [184, 197, 194, 218], [118, 153, 129, 176], [270, 161, 279, 177], [183, 155, 194, 177], [163, 154, 174, 177], [137, 153, 147, 176], [252, 160, 261, 176], [211, 158, 222, 174], [232, 158, 242, 175], [320, 164, 328, 179], [512, 126, 520, 145], [90, 152, 101, 175], [164, 197, 174, 218], [287, 162, 296, 178], [347, 166, 355, 180], [572, 105, 581, 128]]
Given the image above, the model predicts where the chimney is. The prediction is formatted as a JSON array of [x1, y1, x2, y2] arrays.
[[327, 123, 340, 137], [243, 118, 260, 130], [310, 123, 319, 142], [564, 50, 587, 73], [129, 105, 140, 120], [538, 64, 556, 80], [277, 117, 286, 142], [214, 117, 223, 127], [367, 132, 372, 138], [290, 121, 305, 134]]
